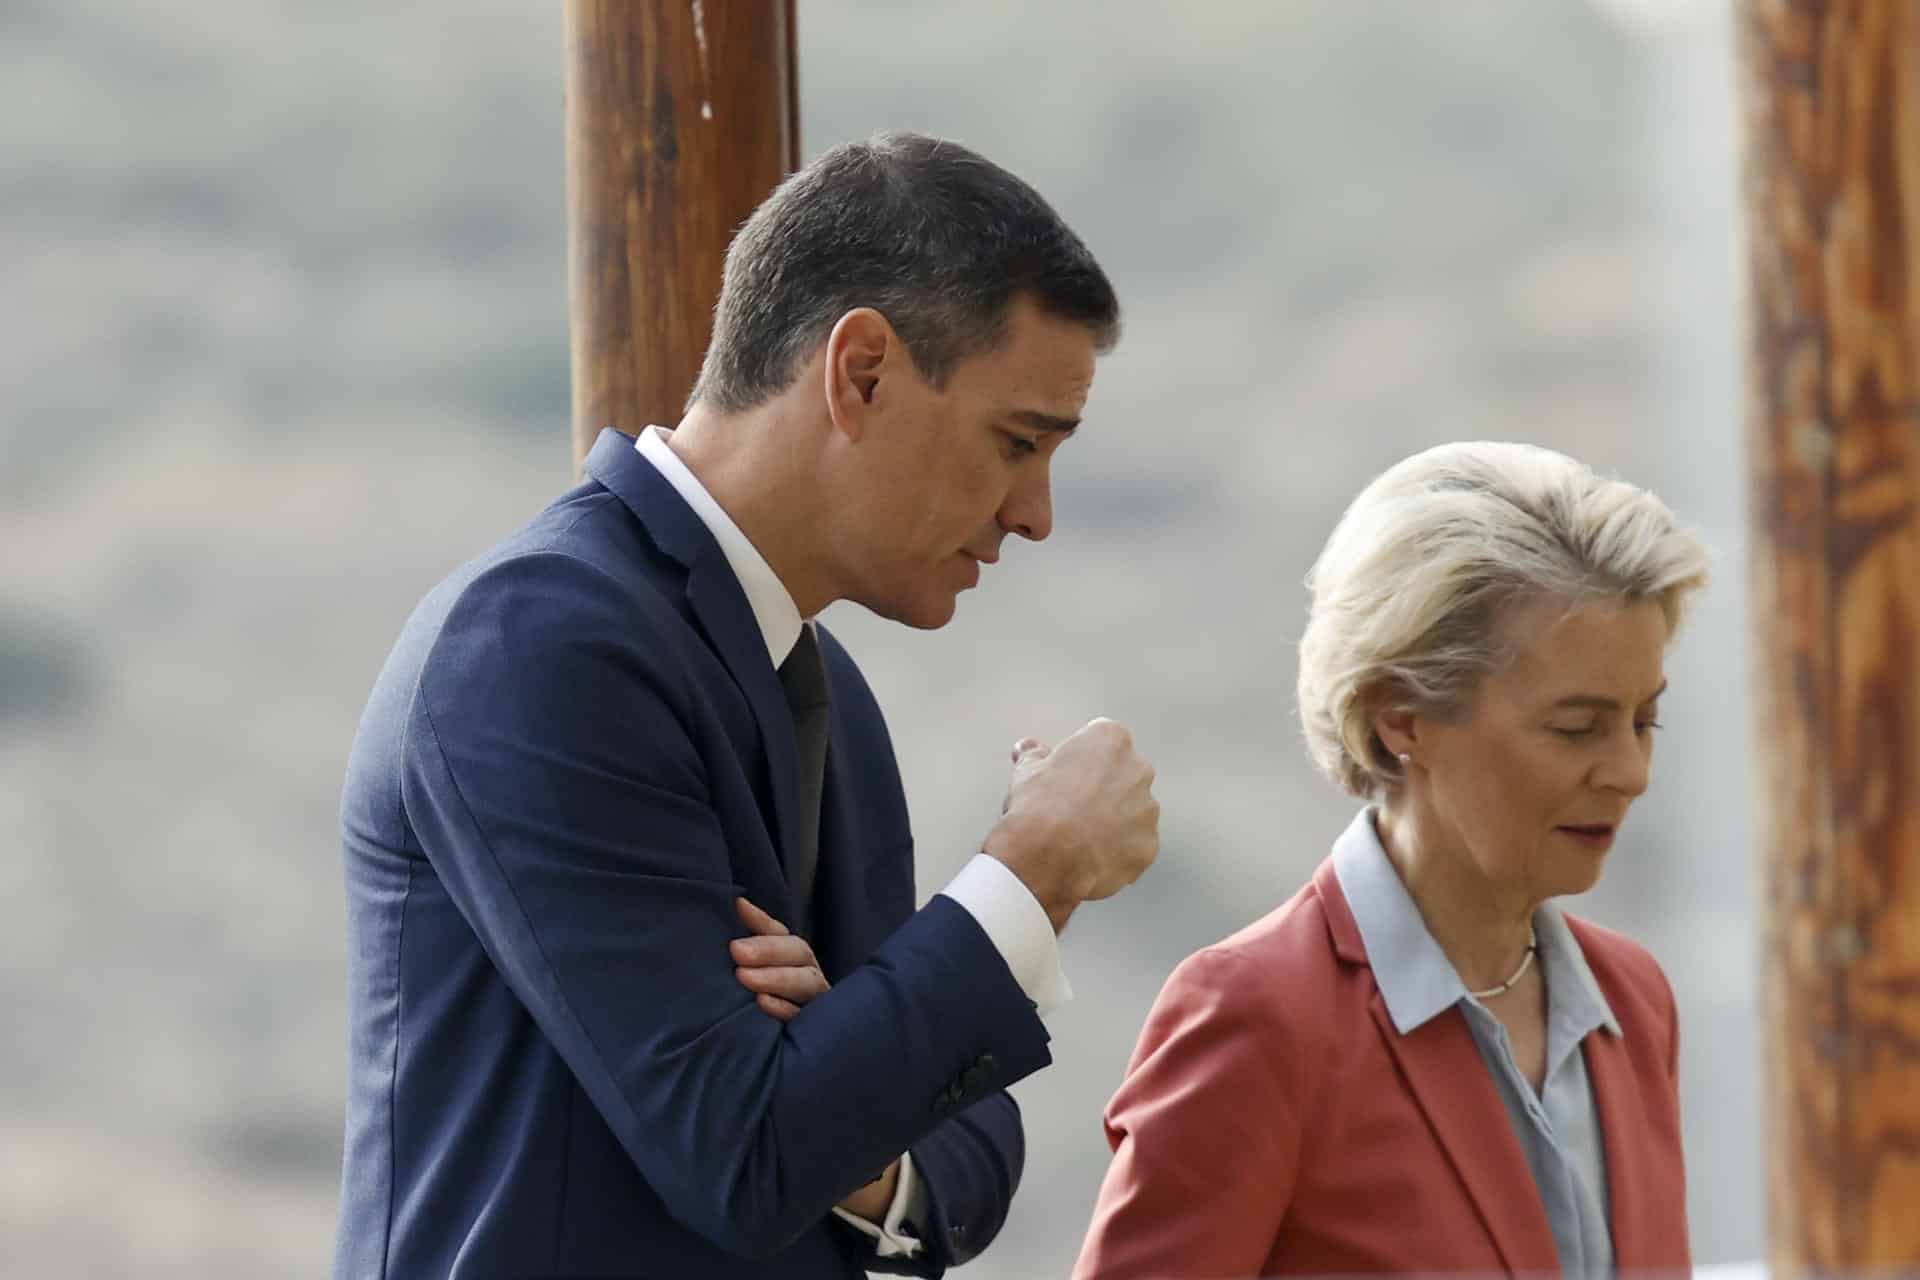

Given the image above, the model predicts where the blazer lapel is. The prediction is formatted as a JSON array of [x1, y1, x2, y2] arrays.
[[1370, 998, 1563, 1273], [1584, 1030, 1654, 1267], [1317, 860, 1559, 1273], [584, 430, 805, 898]]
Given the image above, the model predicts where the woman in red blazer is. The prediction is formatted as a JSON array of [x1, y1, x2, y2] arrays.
[[1076, 443, 1708, 1277]]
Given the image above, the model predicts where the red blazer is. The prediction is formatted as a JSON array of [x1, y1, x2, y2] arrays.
[[1075, 857, 1688, 1277]]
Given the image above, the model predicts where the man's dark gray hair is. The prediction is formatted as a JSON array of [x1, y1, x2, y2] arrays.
[[689, 132, 1121, 413]]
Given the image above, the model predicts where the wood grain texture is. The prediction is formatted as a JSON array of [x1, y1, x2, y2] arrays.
[[1740, 0, 1920, 1269], [564, 0, 796, 469]]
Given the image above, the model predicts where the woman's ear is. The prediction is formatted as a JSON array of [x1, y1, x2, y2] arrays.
[[1373, 703, 1419, 763]]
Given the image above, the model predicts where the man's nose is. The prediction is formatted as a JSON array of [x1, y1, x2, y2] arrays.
[[999, 466, 1054, 542]]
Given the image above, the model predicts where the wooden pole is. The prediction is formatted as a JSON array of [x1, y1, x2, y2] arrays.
[[564, 0, 799, 470], [1741, 0, 1920, 1269]]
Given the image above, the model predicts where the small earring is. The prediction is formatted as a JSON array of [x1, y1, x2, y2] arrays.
[[1397, 753, 1412, 765]]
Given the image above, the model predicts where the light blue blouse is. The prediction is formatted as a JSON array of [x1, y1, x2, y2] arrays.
[[1331, 809, 1622, 1276]]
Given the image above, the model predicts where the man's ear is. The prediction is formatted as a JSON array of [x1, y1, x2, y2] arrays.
[[822, 308, 894, 439]]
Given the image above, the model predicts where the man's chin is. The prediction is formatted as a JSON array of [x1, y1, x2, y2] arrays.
[[872, 593, 960, 631], [908, 599, 961, 630]]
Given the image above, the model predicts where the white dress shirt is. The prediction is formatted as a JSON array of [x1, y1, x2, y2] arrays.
[[635, 427, 1071, 1257]]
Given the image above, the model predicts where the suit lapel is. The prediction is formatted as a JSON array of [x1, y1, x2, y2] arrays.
[[810, 713, 863, 979], [1370, 997, 1562, 1273], [1584, 1029, 1653, 1267], [804, 624, 886, 978], [584, 430, 805, 901], [683, 562, 804, 880]]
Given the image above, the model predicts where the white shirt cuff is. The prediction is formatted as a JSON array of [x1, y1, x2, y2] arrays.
[[831, 1151, 926, 1259], [938, 852, 1073, 1015]]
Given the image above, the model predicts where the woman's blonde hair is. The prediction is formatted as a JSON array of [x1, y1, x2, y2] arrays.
[[1297, 441, 1710, 799]]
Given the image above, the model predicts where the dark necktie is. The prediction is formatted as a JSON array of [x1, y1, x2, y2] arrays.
[[776, 624, 830, 929]]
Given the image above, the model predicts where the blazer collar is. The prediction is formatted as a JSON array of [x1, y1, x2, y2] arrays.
[[1315, 852, 1561, 1273], [1329, 808, 1621, 1046], [1329, 809, 1460, 1033], [583, 428, 724, 568], [633, 425, 805, 665]]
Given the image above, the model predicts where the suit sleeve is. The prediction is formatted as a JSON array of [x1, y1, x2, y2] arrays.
[[873, 1089, 1026, 1275], [820, 645, 1029, 1278], [1073, 948, 1301, 1279], [402, 552, 1052, 1260]]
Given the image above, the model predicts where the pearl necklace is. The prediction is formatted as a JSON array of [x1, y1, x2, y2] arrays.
[[1467, 929, 1538, 1000]]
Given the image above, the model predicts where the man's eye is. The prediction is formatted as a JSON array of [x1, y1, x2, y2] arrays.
[[1551, 725, 1597, 739], [1003, 434, 1039, 457], [1635, 720, 1664, 736]]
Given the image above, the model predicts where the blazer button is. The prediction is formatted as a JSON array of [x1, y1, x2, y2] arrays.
[[958, 1053, 998, 1094]]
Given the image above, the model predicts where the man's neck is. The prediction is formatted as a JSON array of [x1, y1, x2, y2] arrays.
[[667, 403, 838, 619]]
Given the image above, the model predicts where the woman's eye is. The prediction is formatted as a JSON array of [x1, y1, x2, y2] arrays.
[[1552, 725, 1597, 739], [1635, 719, 1664, 735]]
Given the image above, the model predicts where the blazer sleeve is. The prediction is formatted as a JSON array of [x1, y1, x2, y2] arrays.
[[837, 1088, 1025, 1278], [1074, 946, 1304, 1280], [403, 552, 1052, 1260]]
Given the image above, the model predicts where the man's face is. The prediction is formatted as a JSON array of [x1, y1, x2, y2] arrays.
[[842, 295, 1097, 629]]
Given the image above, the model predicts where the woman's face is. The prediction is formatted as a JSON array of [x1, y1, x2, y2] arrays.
[[1407, 595, 1671, 903]]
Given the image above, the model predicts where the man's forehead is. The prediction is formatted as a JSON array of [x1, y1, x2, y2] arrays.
[[999, 298, 1098, 360], [956, 300, 1099, 418], [1000, 343, 1096, 413]]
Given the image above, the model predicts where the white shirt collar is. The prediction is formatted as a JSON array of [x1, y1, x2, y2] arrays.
[[635, 426, 806, 666]]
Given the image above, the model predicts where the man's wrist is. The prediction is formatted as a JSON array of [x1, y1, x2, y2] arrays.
[[939, 854, 1074, 1013], [831, 1153, 925, 1260], [982, 814, 1083, 933]]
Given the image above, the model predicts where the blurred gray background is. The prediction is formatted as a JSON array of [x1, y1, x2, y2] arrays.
[[1, 0, 1757, 1274]]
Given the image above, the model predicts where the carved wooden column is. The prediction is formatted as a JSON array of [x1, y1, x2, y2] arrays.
[[564, 1, 798, 468], [1740, 0, 1920, 1269]]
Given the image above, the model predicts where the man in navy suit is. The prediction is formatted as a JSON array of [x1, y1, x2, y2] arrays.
[[334, 132, 1161, 1278]]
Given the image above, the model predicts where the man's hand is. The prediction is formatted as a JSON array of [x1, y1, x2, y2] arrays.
[[983, 718, 1161, 933], [729, 898, 903, 1222], [836, 1160, 901, 1223], [729, 898, 829, 1021]]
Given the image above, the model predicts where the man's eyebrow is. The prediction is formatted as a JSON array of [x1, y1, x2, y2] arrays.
[[1008, 410, 1080, 433], [1551, 680, 1670, 712]]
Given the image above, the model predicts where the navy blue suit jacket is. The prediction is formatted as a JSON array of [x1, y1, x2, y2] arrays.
[[334, 429, 1053, 1278]]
